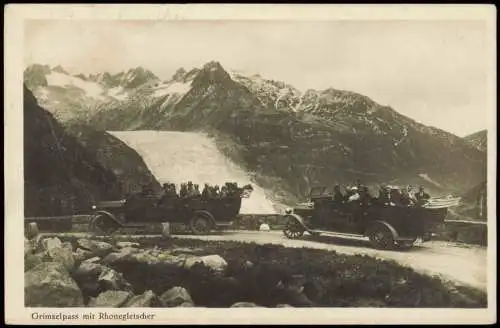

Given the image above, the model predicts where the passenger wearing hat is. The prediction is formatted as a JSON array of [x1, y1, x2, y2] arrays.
[[347, 186, 360, 202], [415, 185, 430, 206]]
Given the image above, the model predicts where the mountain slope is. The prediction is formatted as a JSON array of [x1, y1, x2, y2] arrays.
[[26, 61, 487, 201], [23, 85, 160, 217], [63, 123, 161, 196], [464, 130, 487, 152]]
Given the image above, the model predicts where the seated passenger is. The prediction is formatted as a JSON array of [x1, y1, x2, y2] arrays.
[[400, 189, 415, 207], [193, 184, 201, 196], [201, 183, 210, 199], [359, 186, 372, 206], [390, 188, 404, 206], [347, 186, 360, 202], [220, 186, 228, 197], [377, 186, 395, 206], [213, 185, 221, 197], [333, 185, 346, 204], [415, 186, 431, 206], [179, 183, 188, 198]]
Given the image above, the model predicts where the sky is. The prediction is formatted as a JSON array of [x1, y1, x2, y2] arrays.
[[24, 19, 494, 137]]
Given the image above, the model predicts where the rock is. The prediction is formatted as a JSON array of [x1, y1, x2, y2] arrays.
[[74, 248, 94, 262], [170, 247, 205, 256], [25, 262, 84, 307], [42, 237, 62, 251], [25, 252, 49, 272], [231, 302, 260, 307], [120, 247, 140, 254], [200, 255, 227, 273], [128, 251, 161, 265], [276, 304, 294, 307], [159, 287, 193, 307], [177, 301, 195, 307], [77, 239, 113, 257], [124, 290, 162, 307], [102, 251, 134, 265], [83, 256, 101, 264], [116, 242, 140, 249], [182, 255, 203, 269], [46, 241, 75, 271], [98, 268, 133, 292], [26, 222, 40, 239], [74, 262, 106, 278], [88, 290, 132, 307], [29, 235, 45, 252], [259, 223, 271, 231]]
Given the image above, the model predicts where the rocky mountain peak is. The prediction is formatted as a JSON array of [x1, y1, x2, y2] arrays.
[[52, 65, 68, 74], [192, 61, 232, 87], [172, 68, 187, 82]]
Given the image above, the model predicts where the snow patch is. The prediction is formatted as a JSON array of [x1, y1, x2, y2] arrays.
[[108, 86, 128, 100], [418, 173, 443, 188], [152, 81, 191, 98], [46, 72, 105, 99]]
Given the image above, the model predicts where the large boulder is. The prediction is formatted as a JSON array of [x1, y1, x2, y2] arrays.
[[200, 255, 227, 274], [159, 287, 193, 307], [42, 237, 62, 251], [124, 290, 162, 307], [77, 239, 114, 257], [88, 290, 132, 307], [98, 268, 133, 292], [46, 241, 75, 271], [102, 250, 135, 265], [25, 262, 84, 307], [74, 262, 106, 279], [74, 248, 94, 262]]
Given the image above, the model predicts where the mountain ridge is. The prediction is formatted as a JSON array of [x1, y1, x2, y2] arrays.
[[24, 61, 487, 201]]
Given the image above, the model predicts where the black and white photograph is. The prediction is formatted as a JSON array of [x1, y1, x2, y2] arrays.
[[5, 4, 496, 325]]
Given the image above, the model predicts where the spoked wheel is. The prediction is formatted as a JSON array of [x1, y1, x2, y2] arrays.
[[283, 218, 305, 239], [90, 214, 119, 235], [189, 214, 213, 235], [367, 223, 396, 250]]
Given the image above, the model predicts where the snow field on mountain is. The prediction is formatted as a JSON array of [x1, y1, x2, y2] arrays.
[[109, 130, 278, 214], [152, 81, 192, 98], [46, 72, 105, 99]]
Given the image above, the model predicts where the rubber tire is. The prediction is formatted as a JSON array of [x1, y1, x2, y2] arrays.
[[189, 213, 213, 235], [367, 223, 396, 250], [283, 218, 305, 239]]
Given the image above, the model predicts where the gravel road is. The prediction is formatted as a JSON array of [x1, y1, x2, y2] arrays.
[[43, 229, 487, 291]]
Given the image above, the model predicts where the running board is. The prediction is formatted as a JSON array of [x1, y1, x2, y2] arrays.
[[307, 230, 365, 238], [306, 229, 420, 242]]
